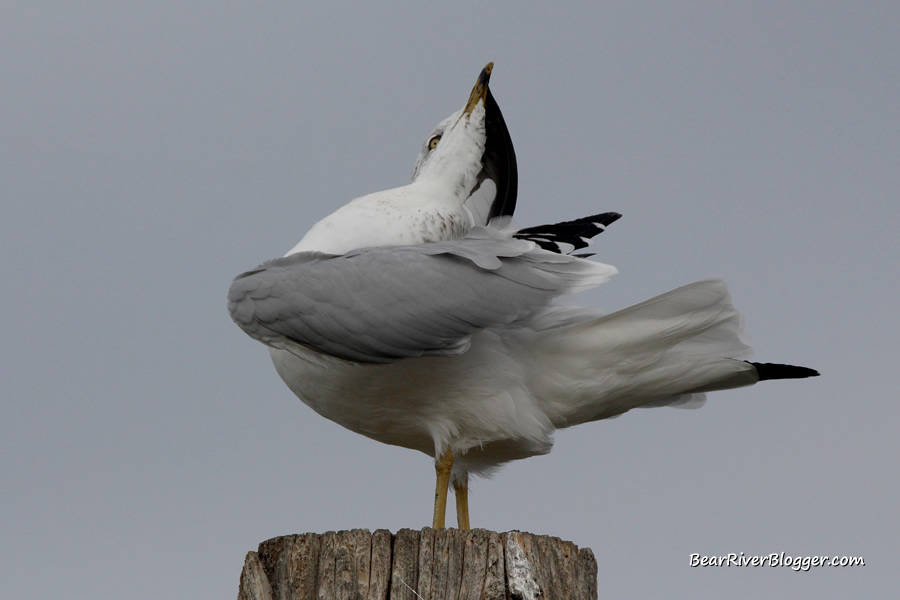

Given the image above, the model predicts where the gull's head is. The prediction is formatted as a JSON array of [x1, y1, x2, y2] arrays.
[[411, 63, 518, 224]]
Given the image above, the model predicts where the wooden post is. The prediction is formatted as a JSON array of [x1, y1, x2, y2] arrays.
[[237, 528, 597, 600]]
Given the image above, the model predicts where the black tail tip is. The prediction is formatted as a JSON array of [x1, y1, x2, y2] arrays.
[[748, 362, 820, 381]]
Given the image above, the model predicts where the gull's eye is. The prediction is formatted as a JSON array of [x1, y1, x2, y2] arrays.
[[428, 135, 441, 150]]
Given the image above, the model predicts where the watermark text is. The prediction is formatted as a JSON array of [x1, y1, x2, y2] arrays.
[[689, 552, 864, 572]]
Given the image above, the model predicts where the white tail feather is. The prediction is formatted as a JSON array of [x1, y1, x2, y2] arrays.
[[530, 279, 758, 427]]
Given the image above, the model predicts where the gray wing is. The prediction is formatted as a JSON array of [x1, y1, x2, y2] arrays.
[[228, 229, 614, 364]]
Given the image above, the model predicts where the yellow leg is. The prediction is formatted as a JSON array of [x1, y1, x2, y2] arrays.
[[454, 476, 470, 531], [432, 449, 453, 529]]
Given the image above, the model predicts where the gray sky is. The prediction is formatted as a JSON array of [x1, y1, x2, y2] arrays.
[[2, 2, 897, 598]]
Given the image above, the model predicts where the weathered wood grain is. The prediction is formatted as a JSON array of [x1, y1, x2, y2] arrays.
[[238, 551, 273, 600], [238, 528, 597, 600]]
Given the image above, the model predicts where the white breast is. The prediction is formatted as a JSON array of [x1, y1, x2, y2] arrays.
[[286, 181, 473, 256]]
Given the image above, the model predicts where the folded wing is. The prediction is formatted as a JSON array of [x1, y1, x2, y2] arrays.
[[228, 229, 616, 364]]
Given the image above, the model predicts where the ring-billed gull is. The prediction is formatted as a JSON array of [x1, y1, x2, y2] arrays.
[[228, 64, 818, 530]]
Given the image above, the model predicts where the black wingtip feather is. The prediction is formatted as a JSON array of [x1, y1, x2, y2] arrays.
[[748, 362, 820, 381], [515, 212, 623, 254], [483, 89, 518, 221]]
